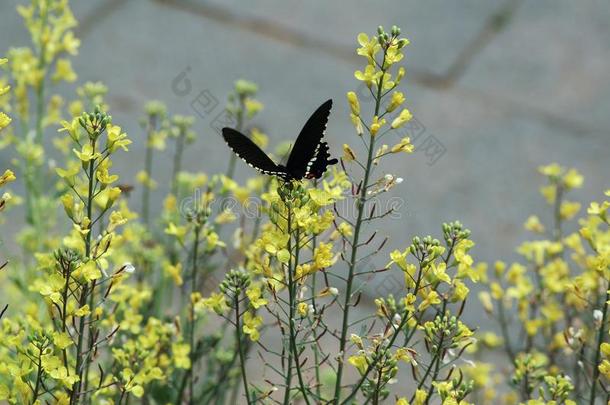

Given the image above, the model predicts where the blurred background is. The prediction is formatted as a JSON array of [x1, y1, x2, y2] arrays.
[[1, 0, 609, 331]]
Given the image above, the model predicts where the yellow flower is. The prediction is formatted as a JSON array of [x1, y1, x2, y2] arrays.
[[48, 365, 80, 388], [38, 273, 65, 303], [73, 144, 101, 162], [331, 222, 353, 240], [599, 360, 610, 379], [348, 354, 368, 375], [52, 58, 77, 82], [387, 91, 405, 112], [243, 312, 263, 341], [560, 200, 580, 220], [370, 115, 386, 136], [418, 290, 441, 310], [479, 332, 503, 348], [395, 347, 415, 364], [413, 389, 427, 405], [52, 332, 73, 350], [563, 168, 583, 189], [0, 83, 9, 97], [346, 91, 360, 115], [96, 186, 121, 210], [215, 209, 237, 224], [73, 260, 102, 283], [136, 170, 157, 189], [539, 163, 562, 177], [524, 215, 545, 233], [297, 302, 308, 316], [403, 293, 416, 312], [206, 230, 226, 250], [385, 44, 405, 66], [107, 124, 131, 152], [350, 334, 364, 349], [588, 200, 610, 221], [62, 30, 81, 55], [244, 98, 263, 118], [59, 118, 81, 142], [235, 79, 258, 95], [451, 280, 470, 302], [108, 210, 128, 231], [201, 292, 228, 314], [428, 261, 451, 284], [356, 33, 381, 62], [355, 64, 381, 87], [313, 242, 336, 269], [0, 170, 16, 186], [172, 343, 191, 369], [74, 305, 91, 317], [391, 137, 414, 154], [539, 184, 556, 205], [0, 112, 11, 131], [69, 100, 84, 117], [342, 144, 356, 161], [396, 66, 406, 83], [246, 285, 268, 309], [96, 159, 119, 184], [391, 108, 413, 129], [276, 248, 290, 264], [165, 222, 188, 244], [350, 113, 364, 135], [479, 291, 494, 313], [164, 262, 183, 286]]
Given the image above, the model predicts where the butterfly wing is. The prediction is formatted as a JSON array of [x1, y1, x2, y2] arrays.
[[305, 141, 339, 179], [285, 99, 333, 180], [222, 128, 286, 177]]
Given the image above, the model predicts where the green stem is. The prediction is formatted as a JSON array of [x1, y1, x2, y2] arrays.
[[424, 335, 445, 404], [372, 368, 382, 405], [497, 298, 516, 362], [333, 58, 387, 405], [171, 129, 186, 195], [288, 225, 311, 405], [309, 210, 322, 399], [142, 131, 153, 227], [71, 141, 97, 405], [342, 262, 426, 405], [189, 225, 201, 404], [26, 1, 49, 230], [31, 347, 43, 404], [235, 295, 252, 405], [589, 287, 609, 405], [282, 205, 294, 405]]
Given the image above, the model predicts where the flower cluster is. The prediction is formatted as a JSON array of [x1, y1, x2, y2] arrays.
[[472, 164, 609, 404], [1, 2, 608, 405]]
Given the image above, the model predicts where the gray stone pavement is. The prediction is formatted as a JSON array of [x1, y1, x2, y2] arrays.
[[1, 0, 609, 392]]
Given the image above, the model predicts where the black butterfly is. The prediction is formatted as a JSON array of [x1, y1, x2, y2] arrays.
[[222, 99, 338, 181]]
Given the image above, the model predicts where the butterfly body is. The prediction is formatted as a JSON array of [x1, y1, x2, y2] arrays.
[[222, 99, 338, 181]]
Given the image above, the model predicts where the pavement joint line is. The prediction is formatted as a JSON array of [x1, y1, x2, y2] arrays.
[[152, 0, 522, 90], [151, 0, 441, 87], [152, 0, 602, 139], [75, 0, 129, 39], [443, 0, 525, 85], [453, 85, 607, 141]]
